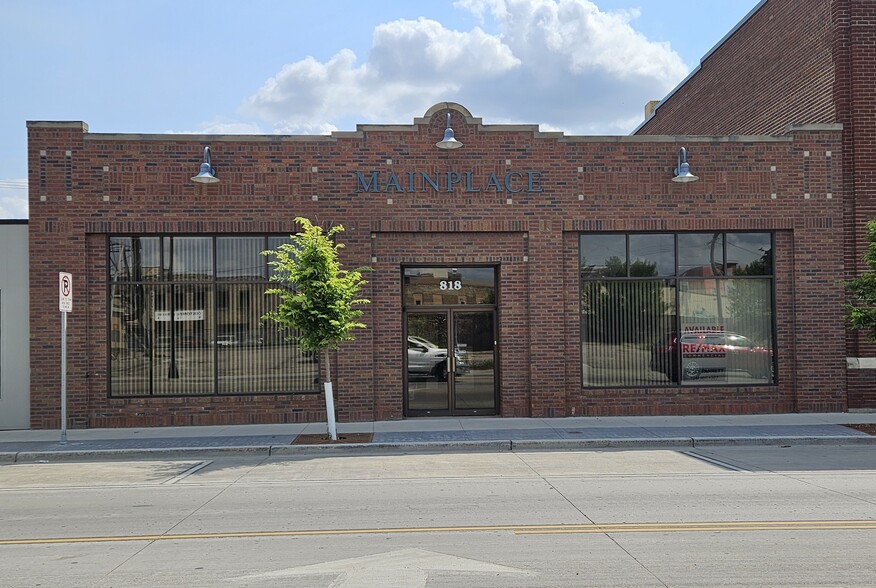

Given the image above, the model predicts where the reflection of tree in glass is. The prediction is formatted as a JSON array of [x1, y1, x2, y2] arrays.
[[581, 255, 627, 278], [725, 280, 771, 346], [408, 314, 448, 348], [726, 248, 773, 346], [582, 259, 666, 344], [733, 247, 772, 276]]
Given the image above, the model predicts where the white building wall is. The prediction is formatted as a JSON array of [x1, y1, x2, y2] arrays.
[[0, 222, 30, 429]]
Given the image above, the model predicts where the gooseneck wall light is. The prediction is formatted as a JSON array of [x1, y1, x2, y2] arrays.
[[436, 112, 463, 150], [672, 147, 699, 183], [191, 146, 220, 184]]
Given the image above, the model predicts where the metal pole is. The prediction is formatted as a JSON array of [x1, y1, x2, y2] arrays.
[[60, 311, 68, 444]]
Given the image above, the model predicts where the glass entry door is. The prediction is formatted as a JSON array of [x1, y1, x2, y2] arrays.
[[405, 310, 496, 416]]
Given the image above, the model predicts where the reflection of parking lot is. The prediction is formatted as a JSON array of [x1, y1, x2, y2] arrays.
[[582, 341, 770, 386], [110, 344, 318, 394], [407, 352, 495, 411], [407, 368, 495, 410]]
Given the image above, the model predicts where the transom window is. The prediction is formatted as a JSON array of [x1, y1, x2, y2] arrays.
[[403, 267, 497, 307]]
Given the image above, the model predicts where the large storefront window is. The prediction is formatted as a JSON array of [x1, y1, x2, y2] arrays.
[[581, 232, 775, 387], [108, 235, 318, 397]]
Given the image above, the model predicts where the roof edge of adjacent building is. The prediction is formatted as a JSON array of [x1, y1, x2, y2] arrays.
[[631, 0, 770, 135], [561, 133, 792, 144], [26, 121, 89, 132], [784, 123, 843, 133]]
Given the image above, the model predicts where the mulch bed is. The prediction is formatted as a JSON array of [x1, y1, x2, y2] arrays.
[[844, 424, 876, 435], [292, 433, 373, 445]]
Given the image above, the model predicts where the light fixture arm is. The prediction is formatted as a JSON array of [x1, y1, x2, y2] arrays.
[[436, 112, 463, 150], [191, 146, 220, 184], [672, 146, 699, 183]]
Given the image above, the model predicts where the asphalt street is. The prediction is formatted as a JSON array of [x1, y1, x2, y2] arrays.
[[0, 445, 874, 587]]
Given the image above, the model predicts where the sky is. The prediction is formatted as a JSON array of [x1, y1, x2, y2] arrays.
[[0, 0, 762, 219]]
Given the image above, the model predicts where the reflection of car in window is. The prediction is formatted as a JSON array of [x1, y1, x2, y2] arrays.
[[650, 332, 772, 381], [408, 335, 437, 350], [407, 336, 467, 380]]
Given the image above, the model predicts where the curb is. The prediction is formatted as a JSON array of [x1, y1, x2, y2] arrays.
[[511, 438, 693, 450], [10, 446, 272, 463], [269, 440, 512, 455], [691, 435, 876, 447], [2, 435, 875, 462]]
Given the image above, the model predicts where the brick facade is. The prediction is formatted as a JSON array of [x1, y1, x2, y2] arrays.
[[637, 0, 876, 409], [27, 103, 846, 428]]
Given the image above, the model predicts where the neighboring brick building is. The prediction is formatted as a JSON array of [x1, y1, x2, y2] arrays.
[[636, 0, 876, 409], [26, 102, 847, 428]]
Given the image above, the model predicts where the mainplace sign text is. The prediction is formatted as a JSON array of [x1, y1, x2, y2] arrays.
[[355, 170, 544, 194]]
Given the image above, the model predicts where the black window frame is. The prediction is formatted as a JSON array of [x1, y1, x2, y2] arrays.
[[106, 234, 319, 397], [580, 231, 777, 388]]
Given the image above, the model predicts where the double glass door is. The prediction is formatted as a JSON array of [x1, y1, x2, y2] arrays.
[[405, 310, 496, 416]]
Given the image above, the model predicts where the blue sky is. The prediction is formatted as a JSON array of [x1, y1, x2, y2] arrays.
[[0, 0, 761, 218]]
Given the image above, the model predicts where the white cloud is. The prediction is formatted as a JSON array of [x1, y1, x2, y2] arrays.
[[439, 0, 690, 132], [462, 0, 680, 78], [0, 180, 28, 219], [368, 17, 520, 82], [242, 0, 689, 135], [195, 120, 266, 135], [241, 17, 520, 132], [164, 119, 266, 135], [242, 50, 365, 131]]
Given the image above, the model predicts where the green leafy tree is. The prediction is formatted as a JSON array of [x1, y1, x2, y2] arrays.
[[263, 217, 371, 439], [845, 220, 876, 342]]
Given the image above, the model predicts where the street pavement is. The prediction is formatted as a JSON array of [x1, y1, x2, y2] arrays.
[[1, 412, 875, 462]]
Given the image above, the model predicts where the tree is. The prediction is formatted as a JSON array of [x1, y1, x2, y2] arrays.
[[263, 217, 371, 440], [845, 219, 876, 342]]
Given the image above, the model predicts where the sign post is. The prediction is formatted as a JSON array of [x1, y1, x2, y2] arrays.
[[59, 272, 72, 444]]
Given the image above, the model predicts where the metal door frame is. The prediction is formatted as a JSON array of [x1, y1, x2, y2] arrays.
[[403, 307, 498, 417]]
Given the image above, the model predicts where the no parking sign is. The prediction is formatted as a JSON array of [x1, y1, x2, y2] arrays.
[[58, 272, 73, 443], [59, 272, 72, 313]]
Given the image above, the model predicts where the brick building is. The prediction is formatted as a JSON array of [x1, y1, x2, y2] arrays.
[[26, 100, 849, 428], [636, 0, 876, 409]]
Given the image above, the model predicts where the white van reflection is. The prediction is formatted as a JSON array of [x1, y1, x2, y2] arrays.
[[407, 336, 467, 381]]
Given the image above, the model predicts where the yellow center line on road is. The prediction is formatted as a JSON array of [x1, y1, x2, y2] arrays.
[[518, 521, 876, 534], [1, 520, 874, 546]]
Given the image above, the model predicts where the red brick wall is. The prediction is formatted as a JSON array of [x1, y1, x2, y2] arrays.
[[848, 370, 876, 408], [27, 109, 846, 428], [638, 0, 836, 136], [842, 0, 876, 408], [638, 0, 876, 409]]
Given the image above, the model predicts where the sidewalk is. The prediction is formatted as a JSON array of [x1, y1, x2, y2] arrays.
[[1, 412, 875, 462]]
